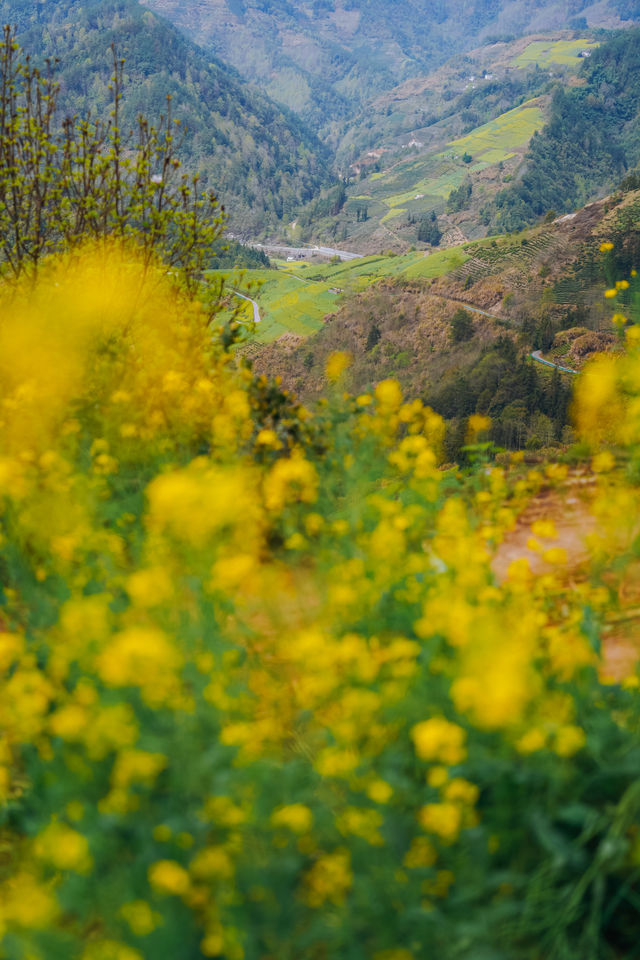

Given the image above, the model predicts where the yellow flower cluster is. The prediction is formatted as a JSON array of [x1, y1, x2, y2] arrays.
[[1, 251, 639, 959]]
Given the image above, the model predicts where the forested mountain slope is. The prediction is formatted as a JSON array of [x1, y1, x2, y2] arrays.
[[492, 27, 640, 229], [0, 0, 332, 232], [139, 0, 639, 128]]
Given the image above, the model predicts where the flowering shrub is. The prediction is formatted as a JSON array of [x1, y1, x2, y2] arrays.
[[1, 246, 640, 959]]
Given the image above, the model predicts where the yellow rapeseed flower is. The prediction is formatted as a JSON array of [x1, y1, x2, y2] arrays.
[[325, 351, 352, 382], [367, 779, 393, 804], [148, 860, 191, 896], [303, 849, 353, 907], [418, 802, 462, 841], [34, 822, 92, 874], [375, 379, 403, 411], [271, 804, 314, 834], [403, 836, 437, 869], [516, 728, 546, 754], [411, 717, 467, 765], [189, 846, 234, 880], [120, 900, 161, 936], [554, 725, 586, 757], [263, 452, 318, 511]]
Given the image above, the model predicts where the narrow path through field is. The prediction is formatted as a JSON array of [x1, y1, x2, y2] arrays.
[[492, 479, 640, 681]]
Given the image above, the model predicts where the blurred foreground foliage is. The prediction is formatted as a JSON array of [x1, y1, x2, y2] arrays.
[[1, 246, 640, 960], [0, 28, 223, 292]]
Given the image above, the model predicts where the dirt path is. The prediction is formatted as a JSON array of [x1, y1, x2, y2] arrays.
[[492, 476, 640, 681]]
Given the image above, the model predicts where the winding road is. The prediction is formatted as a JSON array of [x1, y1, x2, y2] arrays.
[[443, 299, 579, 376], [231, 290, 261, 324], [529, 350, 578, 375]]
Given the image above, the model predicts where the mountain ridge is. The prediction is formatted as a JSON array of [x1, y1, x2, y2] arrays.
[[0, 0, 334, 233], [139, 0, 638, 129]]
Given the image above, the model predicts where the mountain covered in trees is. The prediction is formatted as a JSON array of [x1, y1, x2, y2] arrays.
[[492, 27, 640, 230], [139, 0, 639, 129], [0, 0, 333, 233]]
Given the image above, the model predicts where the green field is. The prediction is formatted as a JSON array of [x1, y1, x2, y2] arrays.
[[513, 38, 600, 69], [209, 248, 470, 342], [447, 98, 545, 166], [211, 269, 336, 343], [360, 99, 545, 218]]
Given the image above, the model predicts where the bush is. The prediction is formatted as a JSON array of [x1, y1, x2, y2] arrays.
[[450, 307, 474, 342]]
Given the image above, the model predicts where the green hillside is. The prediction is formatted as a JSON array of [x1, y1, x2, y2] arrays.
[[212, 248, 469, 344], [0, 0, 332, 233], [337, 33, 599, 167], [360, 99, 546, 223], [493, 27, 640, 229]]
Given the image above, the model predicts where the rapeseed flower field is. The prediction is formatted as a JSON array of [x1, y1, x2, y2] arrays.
[[1, 245, 640, 959]]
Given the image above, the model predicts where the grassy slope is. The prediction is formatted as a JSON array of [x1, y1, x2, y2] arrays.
[[211, 248, 470, 344], [512, 37, 600, 67], [370, 98, 546, 220]]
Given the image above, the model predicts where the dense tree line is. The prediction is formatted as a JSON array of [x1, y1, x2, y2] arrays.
[[428, 335, 573, 458], [447, 179, 473, 213]]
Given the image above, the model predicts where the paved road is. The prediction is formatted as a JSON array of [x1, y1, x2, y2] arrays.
[[250, 243, 362, 262], [530, 349, 578, 375], [449, 301, 504, 323], [442, 298, 579, 376], [230, 290, 261, 324]]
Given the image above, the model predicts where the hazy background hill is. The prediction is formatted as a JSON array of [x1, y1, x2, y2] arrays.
[[0, 0, 333, 233], [139, 0, 638, 132]]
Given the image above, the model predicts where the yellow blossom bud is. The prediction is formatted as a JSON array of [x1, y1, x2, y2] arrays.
[[418, 802, 462, 841], [148, 860, 190, 896], [554, 725, 586, 757], [411, 717, 467, 765], [325, 351, 352, 382], [271, 804, 313, 834]]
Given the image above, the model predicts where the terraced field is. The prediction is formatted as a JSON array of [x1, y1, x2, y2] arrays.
[[513, 38, 600, 69], [447, 229, 569, 287], [448, 99, 544, 168], [357, 99, 546, 222]]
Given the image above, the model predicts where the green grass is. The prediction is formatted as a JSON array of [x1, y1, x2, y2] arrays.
[[359, 100, 545, 217], [400, 247, 469, 279], [208, 248, 470, 343], [447, 98, 545, 163], [209, 269, 336, 343], [381, 207, 407, 222], [513, 38, 600, 69]]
